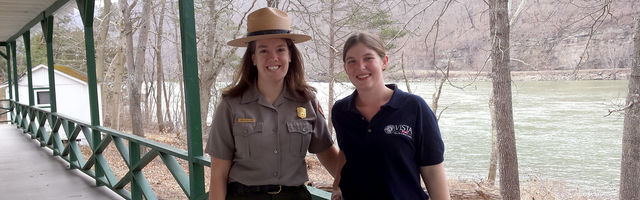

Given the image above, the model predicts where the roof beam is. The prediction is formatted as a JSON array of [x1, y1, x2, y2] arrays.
[[6, 0, 70, 42]]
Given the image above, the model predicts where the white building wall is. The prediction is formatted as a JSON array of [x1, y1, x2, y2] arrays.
[[5, 65, 103, 142]]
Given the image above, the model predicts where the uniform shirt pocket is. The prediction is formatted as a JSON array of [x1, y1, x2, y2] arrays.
[[286, 120, 313, 155], [232, 122, 263, 157]]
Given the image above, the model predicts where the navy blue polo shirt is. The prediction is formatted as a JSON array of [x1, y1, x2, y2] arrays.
[[332, 84, 444, 200]]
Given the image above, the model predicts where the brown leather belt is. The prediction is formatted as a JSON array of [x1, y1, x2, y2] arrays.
[[228, 182, 305, 195]]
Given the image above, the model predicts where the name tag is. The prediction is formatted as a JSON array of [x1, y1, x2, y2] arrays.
[[237, 118, 256, 123]]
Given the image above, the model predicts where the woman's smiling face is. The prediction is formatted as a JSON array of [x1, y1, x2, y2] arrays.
[[343, 42, 388, 91], [252, 38, 291, 83]]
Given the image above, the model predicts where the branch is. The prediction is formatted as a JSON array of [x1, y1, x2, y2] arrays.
[[509, 0, 527, 26], [573, 0, 613, 78], [606, 98, 639, 117]]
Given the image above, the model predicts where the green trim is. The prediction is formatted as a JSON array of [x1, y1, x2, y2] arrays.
[[41, 15, 58, 113], [5, 45, 12, 121], [178, 0, 206, 198], [11, 41, 18, 102], [75, 0, 103, 187], [23, 31, 35, 106], [6, 0, 70, 42], [0, 50, 6, 59], [130, 141, 142, 200]]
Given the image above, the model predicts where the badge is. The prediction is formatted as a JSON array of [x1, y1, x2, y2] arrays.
[[237, 118, 256, 123], [297, 107, 306, 119]]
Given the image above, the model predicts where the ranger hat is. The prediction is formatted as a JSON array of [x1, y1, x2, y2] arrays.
[[227, 7, 311, 47]]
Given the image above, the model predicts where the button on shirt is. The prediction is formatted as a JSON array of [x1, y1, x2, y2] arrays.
[[332, 84, 445, 200], [205, 84, 333, 186]]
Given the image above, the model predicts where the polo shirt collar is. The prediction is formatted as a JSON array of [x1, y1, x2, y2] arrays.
[[384, 84, 403, 109], [345, 84, 403, 113]]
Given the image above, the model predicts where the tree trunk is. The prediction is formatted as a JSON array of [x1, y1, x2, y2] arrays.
[[121, 0, 151, 137], [619, 16, 640, 200], [401, 52, 412, 93], [198, 0, 219, 137], [431, 61, 450, 121], [154, 0, 167, 132], [144, 78, 154, 125], [109, 51, 125, 129], [163, 81, 173, 132], [109, 12, 127, 129], [96, 0, 112, 123], [488, 93, 498, 185], [170, 1, 186, 132], [176, 24, 186, 132], [327, 0, 336, 135], [489, 0, 520, 199]]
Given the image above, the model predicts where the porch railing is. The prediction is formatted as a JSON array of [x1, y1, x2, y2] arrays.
[[8, 100, 331, 200]]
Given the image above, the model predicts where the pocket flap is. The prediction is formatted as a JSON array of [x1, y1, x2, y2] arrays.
[[287, 121, 312, 134], [233, 122, 263, 136]]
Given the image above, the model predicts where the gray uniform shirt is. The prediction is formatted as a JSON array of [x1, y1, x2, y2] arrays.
[[205, 84, 333, 186]]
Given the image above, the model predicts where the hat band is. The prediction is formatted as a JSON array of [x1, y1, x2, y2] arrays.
[[247, 29, 291, 37]]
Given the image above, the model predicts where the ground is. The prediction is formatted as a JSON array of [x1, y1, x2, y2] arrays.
[[80, 130, 607, 200]]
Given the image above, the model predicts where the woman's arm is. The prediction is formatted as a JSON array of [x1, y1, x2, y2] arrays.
[[420, 163, 450, 200], [210, 157, 232, 200], [331, 150, 346, 200], [316, 145, 340, 177]]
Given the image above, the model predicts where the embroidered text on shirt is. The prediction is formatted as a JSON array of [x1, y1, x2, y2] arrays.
[[383, 124, 413, 139]]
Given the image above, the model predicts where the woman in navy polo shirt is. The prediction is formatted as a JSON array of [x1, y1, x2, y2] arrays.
[[331, 32, 450, 200]]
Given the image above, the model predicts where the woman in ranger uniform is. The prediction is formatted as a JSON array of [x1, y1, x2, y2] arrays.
[[206, 7, 338, 200]]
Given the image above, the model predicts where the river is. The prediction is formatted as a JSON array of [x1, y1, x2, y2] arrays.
[[311, 80, 627, 198]]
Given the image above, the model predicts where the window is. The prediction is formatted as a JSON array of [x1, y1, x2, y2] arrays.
[[37, 91, 51, 105]]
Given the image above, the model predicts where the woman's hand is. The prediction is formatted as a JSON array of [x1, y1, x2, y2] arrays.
[[331, 186, 342, 200]]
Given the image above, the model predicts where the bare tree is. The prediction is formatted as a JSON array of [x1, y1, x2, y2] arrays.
[[95, 0, 113, 124], [489, 0, 520, 198], [619, 16, 640, 200], [153, 0, 167, 132], [120, 0, 152, 137], [198, 1, 255, 136]]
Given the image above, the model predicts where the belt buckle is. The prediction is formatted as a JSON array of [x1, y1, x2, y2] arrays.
[[267, 185, 282, 195]]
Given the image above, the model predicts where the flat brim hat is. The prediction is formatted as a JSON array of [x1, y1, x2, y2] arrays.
[[227, 7, 311, 47]]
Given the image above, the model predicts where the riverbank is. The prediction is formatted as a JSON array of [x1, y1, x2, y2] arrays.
[[386, 68, 631, 82]]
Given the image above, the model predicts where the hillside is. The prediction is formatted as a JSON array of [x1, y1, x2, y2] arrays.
[[384, 0, 639, 74]]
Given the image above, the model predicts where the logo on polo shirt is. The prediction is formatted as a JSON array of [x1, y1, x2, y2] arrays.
[[383, 124, 413, 139]]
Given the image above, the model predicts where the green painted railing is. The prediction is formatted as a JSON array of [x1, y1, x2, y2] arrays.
[[7, 100, 331, 200], [0, 99, 12, 123]]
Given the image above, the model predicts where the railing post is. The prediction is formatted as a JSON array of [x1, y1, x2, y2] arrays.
[[130, 141, 142, 200], [178, 0, 206, 198], [41, 14, 58, 113], [4, 44, 13, 123], [10, 41, 19, 124], [10, 41, 18, 104], [22, 31, 35, 107], [75, 0, 103, 187]]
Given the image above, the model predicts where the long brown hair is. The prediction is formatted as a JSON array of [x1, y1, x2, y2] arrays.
[[342, 32, 386, 62], [223, 39, 316, 101]]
